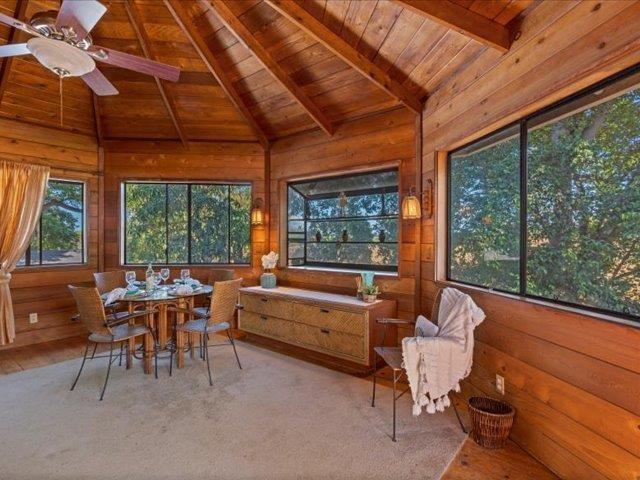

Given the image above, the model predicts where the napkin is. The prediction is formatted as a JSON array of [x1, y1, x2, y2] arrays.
[[175, 284, 194, 296], [105, 287, 127, 306], [187, 278, 201, 287]]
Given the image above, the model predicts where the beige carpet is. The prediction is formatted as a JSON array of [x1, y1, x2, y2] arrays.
[[0, 340, 465, 480]]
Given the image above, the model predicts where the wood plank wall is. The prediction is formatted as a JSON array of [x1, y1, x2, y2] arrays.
[[102, 141, 267, 283], [0, 118, 99, 350], [270, 108, 418, 330], [420, 1, 640, 478]]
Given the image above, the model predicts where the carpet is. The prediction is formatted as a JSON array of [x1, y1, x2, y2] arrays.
[[0, 340, 465, 480]]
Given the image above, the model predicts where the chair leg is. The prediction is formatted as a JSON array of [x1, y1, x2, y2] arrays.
[[203, 332, 213, 386], [392, 370, 397, 442], [371, 355, 377, 408], [227, 329, 242, 370], [100, 341, 115, 401], [70, 341, 91, 391], [452, 398, 467, 434], [90, 343, 97, 359], [119, 343, 123, 366]]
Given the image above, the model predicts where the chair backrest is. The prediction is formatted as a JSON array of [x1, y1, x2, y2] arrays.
[[68, 285, 109, 335], [208, 278, 243, 326], [431, 288, 443, 325], [208, 268, 234, 286], [94, 270, 125, 294]]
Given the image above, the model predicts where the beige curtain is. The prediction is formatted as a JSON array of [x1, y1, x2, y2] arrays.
[[0, 161, 50, 345]]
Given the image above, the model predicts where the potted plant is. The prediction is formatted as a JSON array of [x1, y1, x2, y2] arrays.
[[362, 284, 380, 303], [260, 251, 279, 289]]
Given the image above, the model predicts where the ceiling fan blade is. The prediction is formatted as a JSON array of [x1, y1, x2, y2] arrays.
[[0, 12, 42, 37], [55, 0, 107, 40], [81, 68, 118, 96], [0, 43, 29, 58], [87, 45, 180, 82]]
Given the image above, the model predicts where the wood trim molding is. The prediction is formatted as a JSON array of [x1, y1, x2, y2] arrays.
[[125, 0, 188, 146], [265, 0, 422, 114], [0, 0, 28, 108], [164, 0, 269, 149], [207, 0, 334, 136], [435, 150, 448, 282], [392, 0, 512, 53]]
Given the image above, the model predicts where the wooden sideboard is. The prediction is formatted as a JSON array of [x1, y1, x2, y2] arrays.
[[238, 286, 397, 374]]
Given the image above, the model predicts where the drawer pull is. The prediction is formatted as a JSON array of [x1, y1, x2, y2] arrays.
[[260, 315, 268, 321], [320, 328, 330, 334], [261, 298, 268, 303], [320, 308, 330, 313]]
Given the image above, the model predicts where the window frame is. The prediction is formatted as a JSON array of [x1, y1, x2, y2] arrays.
[[446, 63, 640, 323], [121, 180, 252, 266], [286, 168, 400, 273], [20, 178, 86, 268]]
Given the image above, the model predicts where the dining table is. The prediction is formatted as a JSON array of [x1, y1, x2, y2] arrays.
[[104, 283, 213, 374]]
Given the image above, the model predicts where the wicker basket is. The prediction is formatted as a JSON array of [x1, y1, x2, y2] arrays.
[[468, 396, 515, 449]]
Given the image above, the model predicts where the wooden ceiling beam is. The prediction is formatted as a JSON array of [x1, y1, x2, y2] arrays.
[[0, 0, 28, 108], [206, 0, 334, 136], [124, 0, 188, 146], [391, 0, 512, 52], [265, 0, 422, 114], [164, 0, 269, 149]]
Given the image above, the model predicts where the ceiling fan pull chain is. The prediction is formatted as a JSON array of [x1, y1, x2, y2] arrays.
[[59, 74, 63, 127]]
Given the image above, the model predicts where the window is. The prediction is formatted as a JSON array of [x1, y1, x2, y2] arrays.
[[287, 169, 399, 272], [19, 179, 85, 266], [448, 65, 640, 320], [123, 182, 251, 265]]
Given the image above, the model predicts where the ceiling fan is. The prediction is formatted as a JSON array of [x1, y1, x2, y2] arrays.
[[0, 0, 180, 96]]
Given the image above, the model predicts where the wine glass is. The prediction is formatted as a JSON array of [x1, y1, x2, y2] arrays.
[[160, 268, 170, 286], [180, 269, 190, 283], [152, 272, 162, 290], [125, 271, 136, 289]]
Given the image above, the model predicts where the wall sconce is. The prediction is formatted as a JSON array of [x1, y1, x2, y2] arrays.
[[401, 180, 433, 220], [251, 198, 264, 226]]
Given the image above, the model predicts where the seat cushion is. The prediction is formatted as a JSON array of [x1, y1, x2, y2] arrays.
[[89, 324, 149, 343], [193, 307, 209, 317], [177, 319, 230, 334]]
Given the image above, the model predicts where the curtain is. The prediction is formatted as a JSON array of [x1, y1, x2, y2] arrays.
[[0, 161, 50, 345]]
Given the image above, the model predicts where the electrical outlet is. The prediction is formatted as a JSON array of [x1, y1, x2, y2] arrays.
[[495, 374, 505, 395], [29, 313, 38, 324]]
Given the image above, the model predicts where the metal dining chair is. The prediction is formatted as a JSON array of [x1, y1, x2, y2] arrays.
[[196, 268, 235, 316], [371, 289, 466, 441], [168, 278, 243, 385], [68, 285, 157, 401]]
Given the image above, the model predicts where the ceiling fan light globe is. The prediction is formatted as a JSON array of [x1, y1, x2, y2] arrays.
[[26, 37, 95, 77]]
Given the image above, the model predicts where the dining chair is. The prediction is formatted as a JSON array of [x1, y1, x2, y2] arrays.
[[197, 268, 235, 316], [68, 285, 157, 401], [370, 289, 466, 441], [169, 278, 243, 386], [94, 270, 126, 294]]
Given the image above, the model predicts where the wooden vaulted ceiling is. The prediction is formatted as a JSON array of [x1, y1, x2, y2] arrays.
[[0, 0, 532, 145]]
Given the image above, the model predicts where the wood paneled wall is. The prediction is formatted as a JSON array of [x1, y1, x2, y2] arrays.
[[102, 141, 267, 283], [0, 118, 99, 350], [270, 108, 419, 330], [420, 1, 640, 478]]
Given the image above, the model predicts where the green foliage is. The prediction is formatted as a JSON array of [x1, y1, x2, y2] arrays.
[[450, 86, 640, 317]]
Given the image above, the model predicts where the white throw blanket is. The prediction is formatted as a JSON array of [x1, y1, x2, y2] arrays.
[[104, 288, 127, 306], [401, 288, 485, 416]]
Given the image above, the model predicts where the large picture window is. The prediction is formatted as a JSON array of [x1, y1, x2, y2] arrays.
[[448, 66, 640, 320], [287, 169, 399, 272], [123, 182, 251, 265], [19, 179, 85, 266]]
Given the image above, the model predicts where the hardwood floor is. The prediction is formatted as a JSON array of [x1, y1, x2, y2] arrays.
[[0, 336, 557, 480]]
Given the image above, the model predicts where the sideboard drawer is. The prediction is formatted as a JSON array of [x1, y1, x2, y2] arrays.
[[239, 311, 294, 341], [293, 303, 366, 336], [293, 322, 366, 363], [240, 293, 293, 320]]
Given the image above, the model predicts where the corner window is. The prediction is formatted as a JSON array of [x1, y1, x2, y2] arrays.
[[19, 179, 85, 266], [287, 169, 399, 272], [448, 66, 640, 320], [123, 182, 251, 265]]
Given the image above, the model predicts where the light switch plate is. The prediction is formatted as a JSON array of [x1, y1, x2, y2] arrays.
[[495, 374, 505, 395], [29, 313, 38, 324]]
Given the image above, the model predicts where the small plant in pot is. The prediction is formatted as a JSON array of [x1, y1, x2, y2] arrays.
[[362, 284, 380, 303]]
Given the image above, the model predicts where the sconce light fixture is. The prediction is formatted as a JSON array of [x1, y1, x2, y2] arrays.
[[251, 198, 264, 226], [401, 179, 433, 220]]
